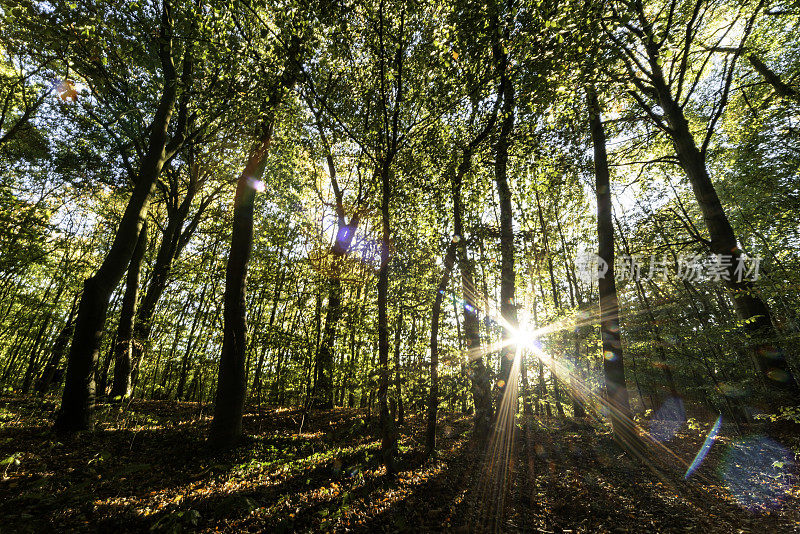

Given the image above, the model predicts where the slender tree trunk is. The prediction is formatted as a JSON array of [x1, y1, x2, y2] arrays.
[[392, 305, 404, 424], [313, 207, 360, 407], [127, 192, 202, 390], [253, 248, 286, 399], [587, 88, 637, 447], [452, 161, 493, 439], [209, 134, 271, 447], [314, 278, 342, 408], [377, 159, 397, 475], [21, 307, 60, 394], [176, 274, 209, 400], [109, 219, 148, 399], [494, 65, 519, 415], [428, 240, 457, 454], [209, 35, 304, 448], [36, 294, 79, 394], [571, 332, 586, 417], [614, 214, 679, 400], [538, 358, 550, 416], [14, 277, 57, 389]]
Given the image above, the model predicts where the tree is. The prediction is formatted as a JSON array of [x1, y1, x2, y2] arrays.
[[208, 11, 308, 447], [587, 87, 638, 449], [601, 0, 798, 395], [55, 1, 192, 431]]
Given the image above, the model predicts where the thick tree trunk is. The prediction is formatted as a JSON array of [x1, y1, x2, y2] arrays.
[[109, 219, 148, 399], [54, 8, 179, 431], [649, 65, 798, 395], [427, 240, 457, 455], [208, 34, 304, 448], [587, 88, 637, 446]]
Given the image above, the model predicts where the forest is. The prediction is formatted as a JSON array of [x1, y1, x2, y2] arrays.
[[0, 0, 799, 531]]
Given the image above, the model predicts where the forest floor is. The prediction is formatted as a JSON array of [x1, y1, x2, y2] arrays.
[[0, 396, 798, 533]]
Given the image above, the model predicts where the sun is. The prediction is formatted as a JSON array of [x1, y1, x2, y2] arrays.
[[510, 328, 537, 348]]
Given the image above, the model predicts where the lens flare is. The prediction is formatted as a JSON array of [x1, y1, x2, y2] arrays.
[[684, 415, 722, 479], [510, 328, 537, 348], [247, 177, 266, 192], [720, 435, 795, 510], [650, 397, 686, 442]]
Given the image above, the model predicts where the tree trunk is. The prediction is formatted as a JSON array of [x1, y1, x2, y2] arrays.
[[253, 247, 287, 401], [311, 149, 361, 408], [392, 305, 404, 425], [377, 158, 397, 475], [748, 55, 800, 104], [54, 8, 180, 432], [21, 310, 58, 394], [17, 276, 59, 391], [208, 34, 304, 448], [538, 358, 550, 416], [176, 271, 210, 400], [494, 65, 519, 416], [614, 213, 680, 401], [650, 66, 799, 395], [314, 277, 342, 408], [36, 294, 79, 394], [427, 240, 457, 455], [587, 88, 637, 447], [109, 218, 148, 399], [208, 133, 272, 447], [449, 143, 495, 439], [125, 162, 205, 395]]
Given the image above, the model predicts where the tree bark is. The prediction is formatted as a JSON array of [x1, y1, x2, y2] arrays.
[[109, 218, 148, 399], [494, 63, 519, 415], [208, 133, 272, 447], [377, 158, 397, 475], [649, 50, 798, 395], [748, 55, 800, 104], [587, 88, 637, 446], [253, 258, 286, 402], [393, 305, 404, 425], [453, 169, 493, 438], [208, 36, 304, 448], [427, 239, 457, 455], [35, 294, 79, 394], [310, 117, 362, 409], [125, 159, 206, 393], [54, 5, 179, 431]]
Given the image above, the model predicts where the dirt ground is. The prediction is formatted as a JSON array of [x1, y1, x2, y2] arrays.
[[0, 396, 798, 532]]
